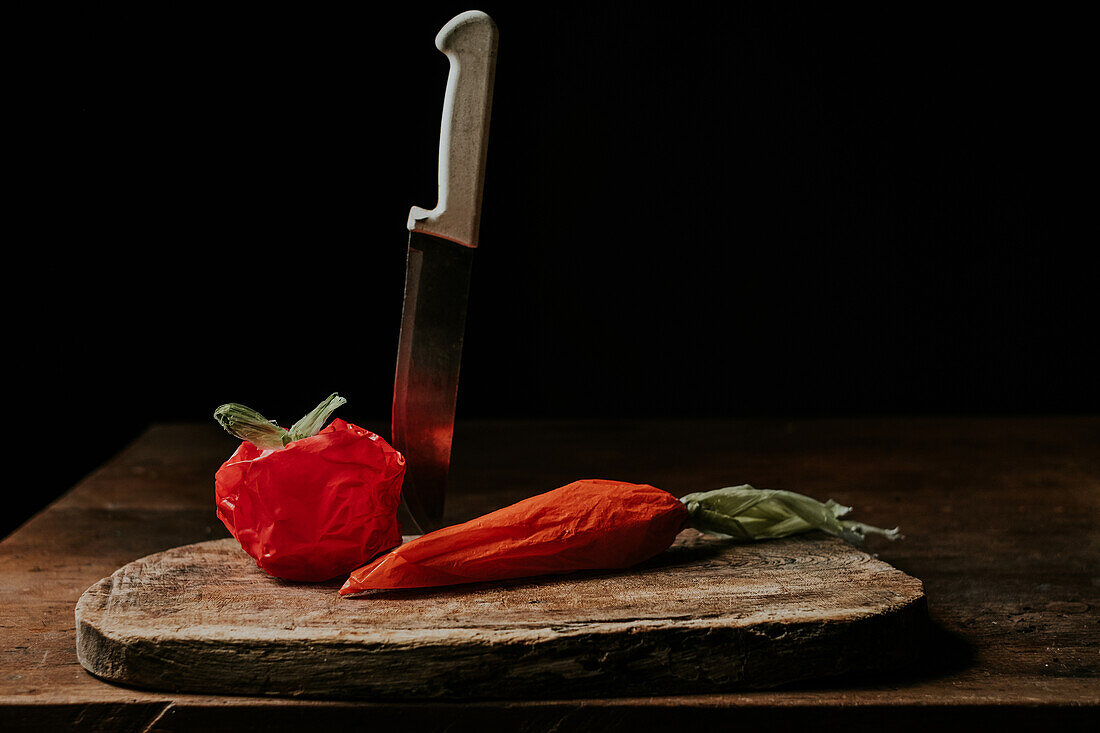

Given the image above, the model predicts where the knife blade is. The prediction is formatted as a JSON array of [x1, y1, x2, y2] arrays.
[[393, 11, 498, 533]]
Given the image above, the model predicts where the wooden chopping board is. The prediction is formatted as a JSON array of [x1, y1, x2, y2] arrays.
[[75, 530, 927, 700]]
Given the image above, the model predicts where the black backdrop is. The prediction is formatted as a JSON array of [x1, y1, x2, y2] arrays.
[[10, 3, 1094, 538]]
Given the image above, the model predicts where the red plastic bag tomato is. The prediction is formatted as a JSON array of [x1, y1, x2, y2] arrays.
[[215, 418, 405, 581]]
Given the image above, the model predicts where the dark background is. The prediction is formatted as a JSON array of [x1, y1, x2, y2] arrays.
[[10, 3, 1093, 539]]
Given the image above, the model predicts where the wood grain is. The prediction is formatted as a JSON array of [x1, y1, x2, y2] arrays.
[[2, 419, 1098, 730], [74, 531, 926, 699]]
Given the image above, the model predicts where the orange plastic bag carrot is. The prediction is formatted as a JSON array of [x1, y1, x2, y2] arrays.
[[340, 479, 899, 594], [341, 479, 685, 593]]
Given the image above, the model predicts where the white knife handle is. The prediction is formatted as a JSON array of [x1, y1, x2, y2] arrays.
[[408, 10, 498, 249]]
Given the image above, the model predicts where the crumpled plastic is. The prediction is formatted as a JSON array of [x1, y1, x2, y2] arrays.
[[215, 418, 405, 581], [340, 479, 689, 594], [681, 484, 902, 545]]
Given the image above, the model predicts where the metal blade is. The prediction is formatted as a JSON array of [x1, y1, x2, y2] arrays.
[[392, 230, 475, 533]]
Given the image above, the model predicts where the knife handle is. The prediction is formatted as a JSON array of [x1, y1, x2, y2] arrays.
[[407, 10, 498, 249]]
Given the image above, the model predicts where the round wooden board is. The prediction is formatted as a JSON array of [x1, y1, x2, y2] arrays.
[[76, 531, 926, 700]]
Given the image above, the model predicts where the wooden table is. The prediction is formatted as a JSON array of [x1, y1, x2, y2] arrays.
[[2, 419, 1097, 730]]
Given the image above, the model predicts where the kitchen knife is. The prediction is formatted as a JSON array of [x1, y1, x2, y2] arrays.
[[393, 10, 498, 533]]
